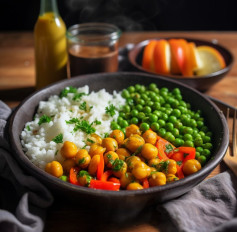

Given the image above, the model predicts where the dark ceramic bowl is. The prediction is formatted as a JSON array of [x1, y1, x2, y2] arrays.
[[128, 38, 234, 92], [8, 72, 228, 220]]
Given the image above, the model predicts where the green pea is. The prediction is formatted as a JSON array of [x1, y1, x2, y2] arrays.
[[164, 132, 175, 143], [123, 105, 131, 113], [158, 128, 166, 137], [174, 121, 183, 129], [152, 102, 161, 110], [136, 104, 143, 111], [172, 109, 181, 118], [140, 122, 150, 132], [149, 114, 158, 123], [120, 120, 129, 128], [194, 137, 203, 146], [161, 113, 168, 121], [183, 127, 193, 135], [172, 88, 181, 95], [137, 112, 146, 120], [131, 109, 139, 117], [203, 136, 211, 143], [137, 99, 145, 105], [149, 83, 157, 91], [151, 122, 160, 132], [122, 89, 130, 99], [203, 143, 213, 150], [202, 149, 211, 158], [196, 146, 204, 153], [130, 117, 139, 124], [127, 86, 135, 93], [168, 115, 177, 124], [183, 133, 193, 141], [183, 140, 194, 147], [173, 138, 184, 147], [143, 106, 152, 114], [135, 84, 142, 91], [198, 155, 206, 165], [171, 128, 179, 137], [119, 112, 126, 118], [111, 122, 121, 130], [158, 119, 166, 127], [166, 122, 174, 131], [195, 152, 201, 159], [60, 175, 68, 182]]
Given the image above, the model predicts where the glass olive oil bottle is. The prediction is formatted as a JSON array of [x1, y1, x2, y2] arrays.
[[34, 0, 68, 89]]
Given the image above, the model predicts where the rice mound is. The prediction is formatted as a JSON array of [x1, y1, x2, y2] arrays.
[[21, 85, 125, 169]]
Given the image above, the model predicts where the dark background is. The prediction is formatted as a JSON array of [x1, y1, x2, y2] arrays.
[[0, 0, 237, 31]]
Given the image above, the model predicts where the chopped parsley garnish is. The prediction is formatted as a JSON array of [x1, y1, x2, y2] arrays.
[[60, 86, 77, 98], [78, 157, 85, 165], [93, 119, 101, 125], [105, 104, 116, 117], [165, 144, 173, 154], [55, 150, 58, 156], [112, 159, 124, 172], [183, 153, 189, 158], [176, 161, 183, 166], [38, 115, 52, 125], [157, 160, 170, 173], [87, 138, 95, 144], [104, 133, 109, 138], [77, 170, 92, 185], [73, 92, 86, 101], [79, 101, 87, 111], [66, 118, 96, 134], [52, 133, 63, 144], [26, 125, 31, 131]]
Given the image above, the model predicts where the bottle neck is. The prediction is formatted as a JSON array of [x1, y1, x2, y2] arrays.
[[39, 0, 59, 16]]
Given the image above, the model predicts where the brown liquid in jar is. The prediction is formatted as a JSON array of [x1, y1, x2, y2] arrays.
[[68, 45, 118, 77]]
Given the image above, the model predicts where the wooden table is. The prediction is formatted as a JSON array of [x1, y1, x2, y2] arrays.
[[0, 31, 236, 231]]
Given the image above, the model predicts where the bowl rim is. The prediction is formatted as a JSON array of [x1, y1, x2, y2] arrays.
[[8, 71, 229, 197], [128, 37, 234, 80]]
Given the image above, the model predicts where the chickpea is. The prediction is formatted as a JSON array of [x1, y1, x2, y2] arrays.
[[62, 159, 76, 174], [124, 134, 145, 153], [112, 159, 127, 178], [132, 161, 151, 180], [183, 159, 201, 176], [110, 130, 124, 145], [125, 124, 141, 138], [141, 143, 158, 160], [116, 148, 131, 161], [75, 149, 91, 169], [45, 161, 63, 178], [166, 174, 179, 183], [89, 144, 106, 157], [148, 158, 160, 168], [142, 130, 157, 145], [86, 133, 102, 145], [126, 182, 143, 190], [102, 137, 118, 152], [104, 151, 119, 168], [126, 156, 141, 171], [157, 159, 177, 175], [88, 154, 100, 176], [120, 173, 135, 189], [77, 171, 92, 187], [61, 141, 77, 159], [149, 172, 166, 186]]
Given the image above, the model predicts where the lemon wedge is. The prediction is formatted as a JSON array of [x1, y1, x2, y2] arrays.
[[196, 46, 226, 76]]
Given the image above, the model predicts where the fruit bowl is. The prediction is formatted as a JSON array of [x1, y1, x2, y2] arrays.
[[128, 38, 234, 92], [8, 72, 228, 221]]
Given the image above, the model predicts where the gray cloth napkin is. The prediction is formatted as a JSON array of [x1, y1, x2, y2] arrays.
[[157, 171, 237, 232], [0, 101, 53, 232]]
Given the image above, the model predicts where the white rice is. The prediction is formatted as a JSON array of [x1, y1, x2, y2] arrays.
[[21, 86, 125, 169]]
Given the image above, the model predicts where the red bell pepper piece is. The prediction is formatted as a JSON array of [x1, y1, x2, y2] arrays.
[[69, 167, 81, 186], [97, 153, 104, 180], [178, 147, 196, 163], [176, 164, 184, 179], [101, 170, 113, 181], [108, 177, 120, 184], [142, 178, 149, 189], [89, 179, 120, 191], [156, 136, 175, 160]]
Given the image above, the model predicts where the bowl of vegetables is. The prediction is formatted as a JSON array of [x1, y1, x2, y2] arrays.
[[8, 72, 228, 220], [128, 38, 234, 92]]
